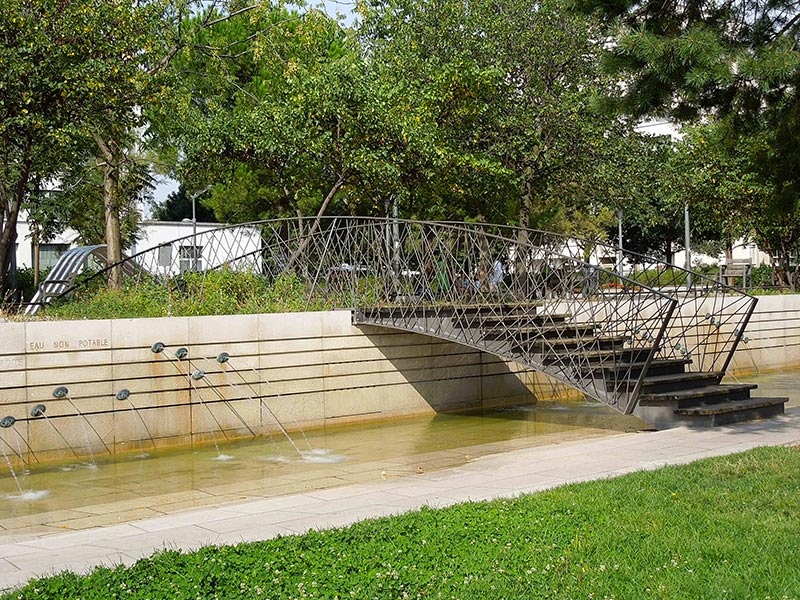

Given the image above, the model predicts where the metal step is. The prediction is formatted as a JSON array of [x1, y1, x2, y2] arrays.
[[513, 335, 628, 354], [582, 358, 691, 378], [675, 396, 787, 416], [356, 303, 787, 430], [483, 324, 596, 341], [451, 303, 543, 318], [639, 383, 758, 408], [673, 397, 787, 427], [640, 371, 724, 393], [470, 312, 571, 326], [543, 346, 655, 366]]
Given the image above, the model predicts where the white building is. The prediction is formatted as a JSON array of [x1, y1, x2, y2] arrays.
[[13, 217, 262, 278], [13, 218, 77, 272]]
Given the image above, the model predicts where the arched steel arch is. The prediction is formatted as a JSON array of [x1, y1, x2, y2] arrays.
[[48, 217, 759, 416], [23, 245, 142, 316]]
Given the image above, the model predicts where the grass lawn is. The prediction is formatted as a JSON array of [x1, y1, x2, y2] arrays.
[[4, 446, 799, 599]]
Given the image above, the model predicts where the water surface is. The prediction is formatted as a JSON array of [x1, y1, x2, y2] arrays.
[[0, 401, 644, 538]]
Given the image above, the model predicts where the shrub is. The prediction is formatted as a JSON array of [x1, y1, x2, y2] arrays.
[[43, 270, 334, 319], [629, 267, 689, 287], [47, 280, 171, 320], [750, 263, 774, 288]]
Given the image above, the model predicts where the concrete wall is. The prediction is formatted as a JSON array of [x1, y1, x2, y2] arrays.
[[3, 297, 795, 467], [0, 311, 570, 467], [727, 295, 800, 376]]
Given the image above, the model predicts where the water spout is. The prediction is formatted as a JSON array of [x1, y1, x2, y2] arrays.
[[213, 354, 308, 455], [115, 389, 156, 453], [153, 346, 230, 456], [0, 421, 25, 497], [51, 387, 112, 458], [29, 403, 80, 459]]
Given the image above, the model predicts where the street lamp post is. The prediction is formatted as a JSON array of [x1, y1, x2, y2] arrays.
[[617, 207, 624, 276], [684, 203, 692, 289], [188, 186, 211, 271]]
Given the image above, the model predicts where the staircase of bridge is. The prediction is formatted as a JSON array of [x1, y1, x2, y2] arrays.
[[52, 217, 786, 427]]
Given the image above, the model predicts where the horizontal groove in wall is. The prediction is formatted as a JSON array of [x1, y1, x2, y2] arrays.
[[2, 302, 794, 463], [7, 371, 506, 423]]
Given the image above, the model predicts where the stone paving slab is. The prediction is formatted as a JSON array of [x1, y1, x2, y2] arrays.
[[1, 411, 798, 592]]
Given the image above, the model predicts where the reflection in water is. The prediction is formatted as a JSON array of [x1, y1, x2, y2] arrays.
[[726, 369, 800, 409], [299, 449, 347, 464], [0, 400, 646, 535]]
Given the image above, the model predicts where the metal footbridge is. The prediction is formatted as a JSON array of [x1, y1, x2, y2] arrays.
[[42, 217, 786, 426]]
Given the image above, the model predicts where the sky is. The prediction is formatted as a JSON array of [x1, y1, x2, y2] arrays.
[[321, 0, 357, 25]]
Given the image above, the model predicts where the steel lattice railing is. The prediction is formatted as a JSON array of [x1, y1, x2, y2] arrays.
[[448, 223, 757, 379], [52, 217, 757, 415]]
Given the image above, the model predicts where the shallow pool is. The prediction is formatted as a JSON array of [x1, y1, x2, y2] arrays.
[[0, 400, 644, 538]]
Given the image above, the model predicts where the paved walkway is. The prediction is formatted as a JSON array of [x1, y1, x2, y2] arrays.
[[1, 410, 799, 591]]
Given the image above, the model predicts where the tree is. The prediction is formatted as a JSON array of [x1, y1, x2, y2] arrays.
[[359, 0, 647, 230], [577, 0, 800, 125], [57, 154, 155, 249], [150, 5, 423, 234], [23, 184, 74, 288], [669, 124, 776, 268], [151, 185, 218, 222], [593, 133, 685, 262], [577, 0, 800, 273], [0, 0, 167, 293], [669, 122, 800, 286]]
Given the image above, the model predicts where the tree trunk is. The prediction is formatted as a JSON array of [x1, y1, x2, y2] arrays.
[[32, 225, 40, 289], [0, 218, 19, 296], [93, 133, 123, 290], [285, 172, 347, 273], [0, 143, 31, 294], [104, 162, 122, 289], [519, 178, 532, 228], [724, 240, 734, 287]]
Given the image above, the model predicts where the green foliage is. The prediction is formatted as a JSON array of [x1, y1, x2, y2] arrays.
[[144, 0, 664, 234], [151, 185, 218, 223], [154, 6, 412, 224], [175, 270, 313, 316], [667, 122, 800, 288], [629, 267, 689, 287], [47, 280, 169, 321], [750, 263, 775, 288], [577, 0, 800, 125], [44, 271, 328, 320], [1, 267, 41, 306], [0, 0, 169, 290], [5, 447, 800, 598], [750, 287, 794, 295], [671, 125, 772, 245], [360, 0, 644, 230], [598, 134, 685, 261], [577, 0, 800, 276], [10, 268, 36, 303], [56, 156, 154, 249], [748, 263, 798, 294]]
